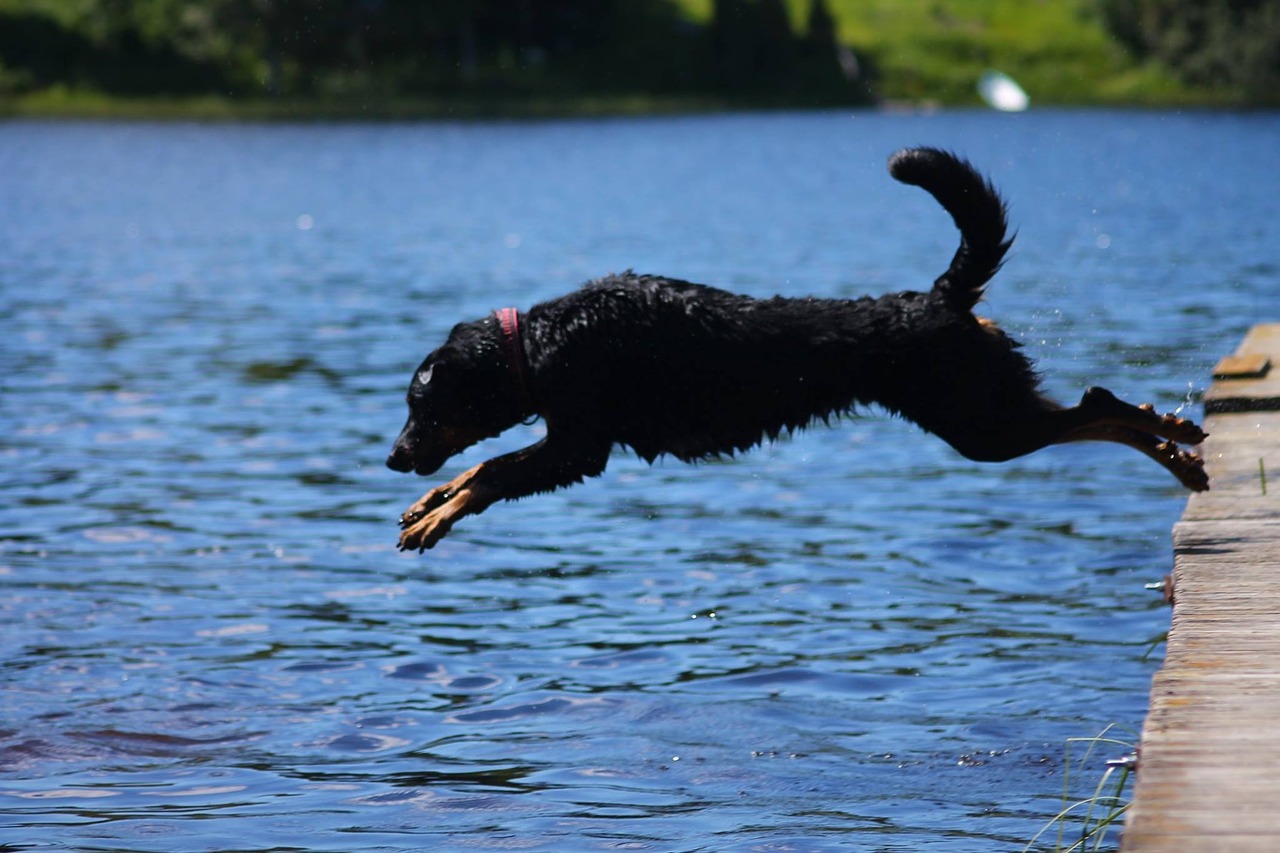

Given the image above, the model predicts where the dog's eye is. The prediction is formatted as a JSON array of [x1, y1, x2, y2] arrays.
[[416, 365, 435, 386]]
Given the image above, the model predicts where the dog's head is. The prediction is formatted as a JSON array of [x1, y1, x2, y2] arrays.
[[386, 317, 528, 476]]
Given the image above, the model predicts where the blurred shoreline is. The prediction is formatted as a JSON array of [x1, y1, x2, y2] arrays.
[[0, 88, 1259, 123]]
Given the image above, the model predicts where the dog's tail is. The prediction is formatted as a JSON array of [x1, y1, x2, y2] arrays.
[[888, 147, 1012, 312]]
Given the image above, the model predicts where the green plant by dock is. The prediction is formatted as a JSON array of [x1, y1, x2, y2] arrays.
[[1025, 724, 1139, 853]]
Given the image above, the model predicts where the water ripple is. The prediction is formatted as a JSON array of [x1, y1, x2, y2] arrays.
[[2, 111, 1275, 851]]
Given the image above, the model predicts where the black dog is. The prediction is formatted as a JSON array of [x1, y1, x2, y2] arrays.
[[388, 148, 1208, 552]]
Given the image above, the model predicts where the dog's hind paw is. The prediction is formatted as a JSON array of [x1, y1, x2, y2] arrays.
[[1158, 440, 1210, 492], [1138, 403, 1208, 445]]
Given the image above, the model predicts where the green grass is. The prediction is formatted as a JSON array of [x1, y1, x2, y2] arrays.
[[673, 0, 1226, 107], [0, 87, 764, 122], [1025, 725, 1139, 853]]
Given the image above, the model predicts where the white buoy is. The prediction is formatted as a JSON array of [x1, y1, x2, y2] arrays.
[[978, 70, 1029, 112]]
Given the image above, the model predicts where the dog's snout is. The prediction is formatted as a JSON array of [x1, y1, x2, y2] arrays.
[[386, 441, 415, 472]]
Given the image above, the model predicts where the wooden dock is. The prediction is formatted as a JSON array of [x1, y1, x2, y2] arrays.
[[1123, 324, 1280, 851]]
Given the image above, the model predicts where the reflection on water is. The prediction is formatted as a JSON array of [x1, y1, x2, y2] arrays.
[[2, 110, 1276, 851]]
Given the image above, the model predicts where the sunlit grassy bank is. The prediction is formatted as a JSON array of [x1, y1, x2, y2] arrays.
[[674, 0, 1236, 108]]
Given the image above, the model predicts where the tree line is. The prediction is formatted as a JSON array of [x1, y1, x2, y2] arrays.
[[1099, 0, 1279, 102], [0, 0, 1276, 107], [0, 0, 867, 105]]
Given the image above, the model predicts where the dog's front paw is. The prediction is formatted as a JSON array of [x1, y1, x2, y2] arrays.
[[398, 513, 445, 552], [399, 486, 452, 529], [399, 463, 485, 529], [396, 462, 496, 552], [398, 490, 473, 552]]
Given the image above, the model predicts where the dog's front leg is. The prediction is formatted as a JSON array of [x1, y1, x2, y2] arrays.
[[398, 434, 609, 552], [398, 466, 484, 530]]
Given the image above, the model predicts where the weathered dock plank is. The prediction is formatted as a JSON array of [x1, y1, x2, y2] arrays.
[[1205, 324, 1280, 414], [1123, 324, 1280, 852]]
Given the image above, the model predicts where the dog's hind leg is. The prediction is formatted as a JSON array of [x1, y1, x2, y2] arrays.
[[929, 386, 1208, 490], [1054, 421, 1208, 491], [1044, 386, 1208, 490], [1066, 386, 1206, 445]]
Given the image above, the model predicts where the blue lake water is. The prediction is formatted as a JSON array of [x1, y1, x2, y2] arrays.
[[2, 109, 1277, 851]]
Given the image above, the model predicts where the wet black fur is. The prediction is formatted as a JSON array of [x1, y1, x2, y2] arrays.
[[388, 148, 1206, 548]]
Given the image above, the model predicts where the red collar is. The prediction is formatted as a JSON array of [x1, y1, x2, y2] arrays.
[[494, 307, 534, 412]]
